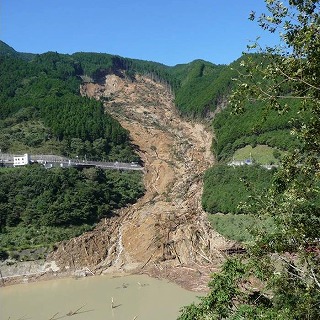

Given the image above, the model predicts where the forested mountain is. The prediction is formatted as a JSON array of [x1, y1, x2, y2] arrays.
[[0, 44, 145, 253], [1, 43, 227, 158], [0, 40, 35, 61], [170, 60, 233, 117], [72, 54, 234, 118], [0, 50, 138, 162], [0, 40, 305, 252], [1, 41, 301, 161], [68, 49, 302, 162], [212, 98, 302, 161]]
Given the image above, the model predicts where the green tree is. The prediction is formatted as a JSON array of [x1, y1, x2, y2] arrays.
[[179, 1, 320, 319]]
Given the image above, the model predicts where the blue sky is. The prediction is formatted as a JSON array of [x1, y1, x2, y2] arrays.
[[0, 0, 278, 66]]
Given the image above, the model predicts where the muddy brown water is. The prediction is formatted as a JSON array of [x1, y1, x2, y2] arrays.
[[0, 274, 203, 320]]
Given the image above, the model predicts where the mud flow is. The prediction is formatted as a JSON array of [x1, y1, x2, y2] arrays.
[[49, 74, 235, 291]]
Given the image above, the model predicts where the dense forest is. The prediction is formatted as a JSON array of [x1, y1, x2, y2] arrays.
[[202, 165, 275, 214], [0, 46, 139, 162], [0, 166, 144, 253], [212, 98, 303, 161]]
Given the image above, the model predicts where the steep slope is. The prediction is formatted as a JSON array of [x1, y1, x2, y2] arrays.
[[48, 74, 235, 291]]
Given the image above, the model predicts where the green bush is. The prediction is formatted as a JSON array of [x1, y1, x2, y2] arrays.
[[202, 164, 274, 214]]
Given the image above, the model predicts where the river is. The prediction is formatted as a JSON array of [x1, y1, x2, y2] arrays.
[[0, 274, 203, 320]]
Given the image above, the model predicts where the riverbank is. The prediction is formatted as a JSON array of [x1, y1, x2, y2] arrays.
[[0, 259, 69, 287], [0, 258, 214, 293]]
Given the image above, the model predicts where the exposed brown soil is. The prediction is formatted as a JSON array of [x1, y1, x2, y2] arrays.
[[46, 74, 235, 292]]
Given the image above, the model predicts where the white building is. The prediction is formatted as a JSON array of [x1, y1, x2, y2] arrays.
[[13, 154, 30, 166]]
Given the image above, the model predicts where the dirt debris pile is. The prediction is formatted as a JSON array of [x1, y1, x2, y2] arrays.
[[49, 74, 235, 291]]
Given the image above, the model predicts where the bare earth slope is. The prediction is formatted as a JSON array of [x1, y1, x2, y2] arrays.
[[49, 74, 234, 291]]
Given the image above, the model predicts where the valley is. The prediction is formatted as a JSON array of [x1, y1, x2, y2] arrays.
[[1, 1, 319, 316]]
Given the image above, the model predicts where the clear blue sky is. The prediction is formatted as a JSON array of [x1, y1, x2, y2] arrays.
[[0, 0, 278, 66]]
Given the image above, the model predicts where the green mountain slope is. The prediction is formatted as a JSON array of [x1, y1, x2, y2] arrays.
[[0, 50, 139, 162], [0, 40, 35, 61], [211, 54, 304, 162], [0, 40, 305, 170], [170, 60, 228, 117], [0, 44, 144, 253], [70, 52, 236, 118], [212, 98, 302, 161], [0, 40, 306, 229]]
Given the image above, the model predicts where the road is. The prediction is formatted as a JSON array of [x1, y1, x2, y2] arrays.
[[0, 153, 143, 171]]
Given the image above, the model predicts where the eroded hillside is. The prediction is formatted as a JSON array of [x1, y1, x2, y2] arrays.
[[49, 74, 234, 291]]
